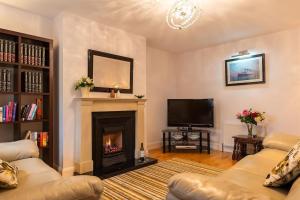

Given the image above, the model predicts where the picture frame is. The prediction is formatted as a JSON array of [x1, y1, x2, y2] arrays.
[[88, 49, 133, 93], [225, 53, 265, 86]]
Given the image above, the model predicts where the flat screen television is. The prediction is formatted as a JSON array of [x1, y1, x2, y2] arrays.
[[167, 99, 214, 128]]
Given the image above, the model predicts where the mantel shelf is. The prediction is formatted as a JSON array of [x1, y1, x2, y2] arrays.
[[74, 97, 147, 102]]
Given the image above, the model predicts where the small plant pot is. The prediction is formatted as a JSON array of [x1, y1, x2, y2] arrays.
[[80, 87, 90, 97]]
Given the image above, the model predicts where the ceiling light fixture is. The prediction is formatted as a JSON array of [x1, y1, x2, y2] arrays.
[[166, 0, 201, 30]]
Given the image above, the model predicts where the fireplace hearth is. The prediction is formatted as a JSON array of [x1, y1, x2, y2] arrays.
[[92, 111, 135, 177]]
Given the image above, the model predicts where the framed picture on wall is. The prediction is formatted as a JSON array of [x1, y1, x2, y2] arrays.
[[225, 53, 265, 86]]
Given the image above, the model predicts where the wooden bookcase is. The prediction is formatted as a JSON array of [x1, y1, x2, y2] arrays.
[[0, 28, 55, 167]]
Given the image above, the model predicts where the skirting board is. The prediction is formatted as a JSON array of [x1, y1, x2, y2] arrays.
[[54, 164, 75, 177]]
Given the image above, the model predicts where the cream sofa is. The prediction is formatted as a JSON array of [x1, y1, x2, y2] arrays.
[[0, 140, 103, 200], [167, 133, 300, 200]]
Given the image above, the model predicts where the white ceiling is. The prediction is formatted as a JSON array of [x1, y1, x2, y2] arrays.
[[1, 0, 300, 52]]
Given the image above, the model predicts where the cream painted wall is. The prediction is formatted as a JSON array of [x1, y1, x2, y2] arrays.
[[0, 4, 53, 38], [55, 12, 147, 176], [146, 47, 177, 150], [175, 27, 300, 151]]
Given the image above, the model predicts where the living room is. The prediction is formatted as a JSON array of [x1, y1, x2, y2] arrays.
[[0, 0, 300, 200]]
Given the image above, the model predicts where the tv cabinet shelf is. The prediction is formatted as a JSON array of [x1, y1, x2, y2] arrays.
[[0, 28, 56, 167], [162, 128, 211, 154]]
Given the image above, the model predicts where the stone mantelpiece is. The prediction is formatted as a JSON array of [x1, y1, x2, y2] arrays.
[[74, 97, 147, 174]]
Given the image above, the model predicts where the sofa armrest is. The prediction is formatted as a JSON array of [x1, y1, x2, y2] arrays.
[[167, 173, 270, 200], [263, 133, 300, 152], [0, 140, 39, 162], [0, 175, 103, 200]]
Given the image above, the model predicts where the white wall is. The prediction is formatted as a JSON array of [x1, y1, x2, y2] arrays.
[[0, 4, 53, 38], [55, 12, 147, 176], [146, 47, 177, 150], [175, 27, 300, 151]]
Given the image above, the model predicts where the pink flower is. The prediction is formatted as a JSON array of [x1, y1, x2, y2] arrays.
[[236, 113, 242, 118], [242, 110, 250, 117]]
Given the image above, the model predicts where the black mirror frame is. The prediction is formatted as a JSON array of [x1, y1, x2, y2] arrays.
[[88, 49, 133, 93]]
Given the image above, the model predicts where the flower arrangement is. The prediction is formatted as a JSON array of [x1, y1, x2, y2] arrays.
[[75, 77, 94, 90], [236, 109, 265, 136]]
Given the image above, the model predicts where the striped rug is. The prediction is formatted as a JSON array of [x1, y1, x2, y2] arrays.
[[102, 158, 224, 200]]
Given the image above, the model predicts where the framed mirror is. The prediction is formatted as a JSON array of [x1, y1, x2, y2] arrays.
[[88, 49, 133, 93]]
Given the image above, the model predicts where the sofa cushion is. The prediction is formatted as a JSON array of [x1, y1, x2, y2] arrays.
[[263, 133, 300, 152], [168, 173, 270, 200], [0, 159, 18, 189], [0, 140, 39, 162], [264, 142, 300, 187]]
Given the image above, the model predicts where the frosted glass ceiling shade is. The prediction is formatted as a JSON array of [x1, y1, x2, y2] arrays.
[[167, 0, 201, 30]]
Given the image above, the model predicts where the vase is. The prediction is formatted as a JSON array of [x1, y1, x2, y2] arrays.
[[246, 123, 253, 136], [80, 87, 90, 97]]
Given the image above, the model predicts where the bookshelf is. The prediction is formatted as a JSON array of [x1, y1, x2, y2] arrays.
[[0, 28, 55, 167]]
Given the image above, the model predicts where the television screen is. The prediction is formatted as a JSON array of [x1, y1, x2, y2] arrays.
[[168, 99, 214, 128]]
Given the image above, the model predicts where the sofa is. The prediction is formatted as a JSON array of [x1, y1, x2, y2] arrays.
[[0, 140, 103, 200], [167, 133, 300, 200]]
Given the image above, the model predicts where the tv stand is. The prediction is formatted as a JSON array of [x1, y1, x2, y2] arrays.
[[162, 128, 210, 154]]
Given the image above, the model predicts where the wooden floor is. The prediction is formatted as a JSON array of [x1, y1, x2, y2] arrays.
[[149, 149, 236, 169]]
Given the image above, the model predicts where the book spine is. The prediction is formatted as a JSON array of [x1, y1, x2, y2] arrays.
[[24, 43, 28, 64], [0, 39, 3, 61], [31, 104, 38, 120], [35, 45, 38, 66], [41, 47, 45, 66], [38, 46, 41, 66], [0, 107, 2, 122], [7, 41, 12, 62], [36, 98, 43, 120], [5, 105, 8, 122], [25, 104, 32, 120], [12, 102, 17, 122], [27, 104, 36, 120], [12, 42, 16, 63], [28, 71, 32, 92], [3, 105, 6, 122], [2, 69, 6, 92], [28, 44, 32, 65], [4, 40, 8, 62], [6, 69, 11, 92], [0, 69, 2, 92], [24, 71, 28, 92], [31, 45, 35, 65], [20, 43, 24, 64]]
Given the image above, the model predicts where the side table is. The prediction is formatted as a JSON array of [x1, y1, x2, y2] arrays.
[[232, 135, 264, 161]]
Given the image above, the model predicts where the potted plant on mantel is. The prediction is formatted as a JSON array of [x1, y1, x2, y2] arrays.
[[236, 108, 265, 137], [75, 77, 94, 97]]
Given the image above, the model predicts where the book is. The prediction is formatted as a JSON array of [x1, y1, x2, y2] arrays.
[[0, 39, 3, 61], [2, 69, 6, 92], [36, 98, 43, 120], [0, 107, 2, 122], [28, 71, 32, 92], [41, 47, 45, 66], [7, 41, 12, 62], [20, 43, 24, 63], [11, 42, 15, 62], [3, 40, 8, 62], [38, 72, 42, 92], [6, 69, 11, 92], [24, 43, 28, 64], [35, 45, 38, 66]]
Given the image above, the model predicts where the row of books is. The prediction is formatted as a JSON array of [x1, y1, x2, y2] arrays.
[[0, 39, 16, 63], [0, 68, 13, 92], [20, 43, 46, 66], [0, 101, 17, 122], [25, 131, 48, 148], [21, 71, 43, 93], [20, 98, 43, 121]]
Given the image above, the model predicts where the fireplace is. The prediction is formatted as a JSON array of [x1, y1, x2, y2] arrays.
[[92, 111, 135, 177]]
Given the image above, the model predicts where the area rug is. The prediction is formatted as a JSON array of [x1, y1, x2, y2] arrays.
[[102, 158, 224, 200]]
